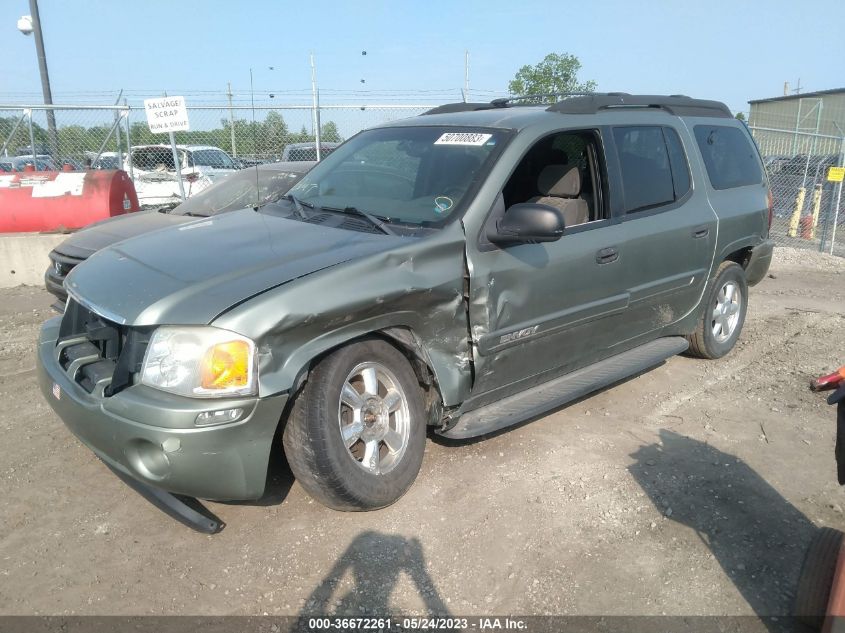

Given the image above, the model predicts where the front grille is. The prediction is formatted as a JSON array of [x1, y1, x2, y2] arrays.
[[56, 299, 149, 397], [48, 251, 83, 279]]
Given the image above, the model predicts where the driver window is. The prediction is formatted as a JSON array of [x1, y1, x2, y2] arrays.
[[502, 130, 605, 227]]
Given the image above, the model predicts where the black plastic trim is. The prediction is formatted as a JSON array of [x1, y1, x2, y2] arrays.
[[105, 462, 224, 534]]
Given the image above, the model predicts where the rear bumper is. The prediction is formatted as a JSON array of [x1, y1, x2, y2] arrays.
[[746, 239, 775, 286], [36, 317, 287, 501]]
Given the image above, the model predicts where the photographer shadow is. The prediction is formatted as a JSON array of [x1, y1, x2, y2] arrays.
[[629, 429, 818, 629], [297, 530, 452, 618]]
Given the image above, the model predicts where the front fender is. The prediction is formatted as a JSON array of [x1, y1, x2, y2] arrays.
[[213, 227, 472, 407]]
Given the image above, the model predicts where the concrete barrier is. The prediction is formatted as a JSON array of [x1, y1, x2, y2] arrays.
[[0, 232, 69, 288]]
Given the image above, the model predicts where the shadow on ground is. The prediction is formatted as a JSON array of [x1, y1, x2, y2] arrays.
[[629, 429, 818, 629], [297, 531, 451, 617]]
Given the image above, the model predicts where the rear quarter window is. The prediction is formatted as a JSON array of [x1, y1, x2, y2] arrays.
[[694, 125, 762, 190]]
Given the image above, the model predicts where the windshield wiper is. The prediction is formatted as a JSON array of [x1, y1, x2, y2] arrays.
[[322, 206, 396, 236], [281, 193, 312, 220]]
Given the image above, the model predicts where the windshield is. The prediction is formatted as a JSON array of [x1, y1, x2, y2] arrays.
[[286, 126, 504, 225], [172, 167, 307, 216], [190, 149, 236, 169]]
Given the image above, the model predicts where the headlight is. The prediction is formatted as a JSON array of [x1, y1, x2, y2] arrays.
[[140, 326, 257, 398]]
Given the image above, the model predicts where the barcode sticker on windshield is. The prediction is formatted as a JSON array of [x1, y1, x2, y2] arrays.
[[434, 132, 493, 146]]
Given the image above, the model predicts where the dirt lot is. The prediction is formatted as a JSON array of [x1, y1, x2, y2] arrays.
[[1, 247, 844, 618]]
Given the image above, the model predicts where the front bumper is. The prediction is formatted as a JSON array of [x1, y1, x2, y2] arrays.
[[746, 239, 775, 286], [36, 317, 287, 501]]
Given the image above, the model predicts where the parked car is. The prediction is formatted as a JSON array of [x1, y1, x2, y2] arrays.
[[280, 141, 341, 161], [44, 160, 315, 309], [37, 94, 774, 528], [0, 155, 57, 171], [763, 154, 791, 175], [85, 151, 121, 170], [128, 144, 240, 208]]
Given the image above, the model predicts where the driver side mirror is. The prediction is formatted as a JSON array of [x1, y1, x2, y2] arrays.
[[487, 203, 565, 245]]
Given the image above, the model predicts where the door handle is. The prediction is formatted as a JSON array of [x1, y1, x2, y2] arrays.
[[596, 246, 619, 264], [693, 226, 710, 239]]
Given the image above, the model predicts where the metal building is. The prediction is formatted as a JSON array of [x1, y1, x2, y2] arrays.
[[749, 88, 845, 136]]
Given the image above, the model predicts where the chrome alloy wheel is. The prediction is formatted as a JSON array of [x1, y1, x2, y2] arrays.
[[337, 362, 411, 475], [712, 280, 742, 343]]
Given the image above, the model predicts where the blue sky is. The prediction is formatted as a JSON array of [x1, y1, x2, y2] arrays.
[[0, 0, 842, 115]]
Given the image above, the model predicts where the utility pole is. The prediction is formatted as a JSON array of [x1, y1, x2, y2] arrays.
[[28, 0, 58, 159], [464, 50, 470, 102], [310, 53, 321, 161], [227, 82, 237, 156]]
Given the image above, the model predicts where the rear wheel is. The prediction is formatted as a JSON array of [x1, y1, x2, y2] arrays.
[[687, 261, 748, 359], [283, 339, 426, 511]]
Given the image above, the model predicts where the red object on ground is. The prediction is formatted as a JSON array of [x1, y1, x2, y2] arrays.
[[801, 215, 814, 239], [0, 169, 139, 232], [823, 539, 845, 632], [812, 367, 845, 392]]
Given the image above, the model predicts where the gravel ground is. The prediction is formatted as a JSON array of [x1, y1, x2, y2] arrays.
[[0, 247, 843, 618]]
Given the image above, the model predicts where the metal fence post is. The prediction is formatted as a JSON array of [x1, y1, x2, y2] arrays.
[[830, 136, 845, 255], [26, 109, 36, 160], [124, 105, 133, 180]]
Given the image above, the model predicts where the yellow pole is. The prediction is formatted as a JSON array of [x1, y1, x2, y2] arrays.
[[788, 187, 806, 237], [809, 184, 823, 239]]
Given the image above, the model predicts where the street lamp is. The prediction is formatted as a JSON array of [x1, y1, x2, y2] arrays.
[[18, 0, 58, 160]]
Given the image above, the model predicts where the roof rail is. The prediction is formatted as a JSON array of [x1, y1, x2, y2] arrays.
[[547, 94, 732, 118], [421, 92, 597, 116], [421, 102, 503, 115]]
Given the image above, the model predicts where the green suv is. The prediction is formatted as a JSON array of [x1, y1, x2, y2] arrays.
[[36, 94, 774, 529]]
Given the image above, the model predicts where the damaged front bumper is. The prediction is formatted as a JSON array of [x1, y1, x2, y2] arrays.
[[36, 317, 286, 502]]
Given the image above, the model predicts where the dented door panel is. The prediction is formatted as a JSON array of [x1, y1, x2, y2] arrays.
[[464, 220, 637, 402]]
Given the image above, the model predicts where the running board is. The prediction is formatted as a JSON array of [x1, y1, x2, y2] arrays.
[[439, 336, 689, 440]]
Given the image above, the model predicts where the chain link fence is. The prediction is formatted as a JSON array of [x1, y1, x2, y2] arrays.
[[749, 125, 844, 257], [2, 104, 844, 256], [1, 104, 428, 207]]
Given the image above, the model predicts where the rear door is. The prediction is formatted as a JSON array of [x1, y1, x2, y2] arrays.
[[605, 123, 717, 338]]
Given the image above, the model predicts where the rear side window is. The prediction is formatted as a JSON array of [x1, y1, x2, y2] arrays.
[[613, 126, 675, 213], [694, 125, 762, 190]]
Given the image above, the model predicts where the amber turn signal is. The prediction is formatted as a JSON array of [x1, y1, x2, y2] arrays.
[[200, 340, 251, 390]]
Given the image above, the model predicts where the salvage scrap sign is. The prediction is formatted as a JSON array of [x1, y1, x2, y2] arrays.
[[143, 96, 190, 133]]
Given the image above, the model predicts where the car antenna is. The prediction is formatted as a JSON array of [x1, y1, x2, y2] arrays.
[[250, 68, 260, 210]]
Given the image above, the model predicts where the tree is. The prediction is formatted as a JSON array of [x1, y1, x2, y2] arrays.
[[735, 112, 746, 121], [320, 121, 342, 143], [508, 53, 596, 102]]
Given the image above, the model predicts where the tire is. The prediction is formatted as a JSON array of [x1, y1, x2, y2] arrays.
[[686, 260, 748, 359], [282, 338, 427, 511], [794, 527, 844, 630]]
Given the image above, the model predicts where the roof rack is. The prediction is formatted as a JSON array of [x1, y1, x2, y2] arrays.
[[421, 93, 732, 119], [546, 94, 732, 118], [420, 102, 504, 115]]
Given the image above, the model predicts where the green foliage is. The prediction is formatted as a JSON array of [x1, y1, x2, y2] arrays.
[[321, 121, 341, 142], [735, 112, 746, 121], [1, 113, 343, 162], [508, 53, 596, 102]]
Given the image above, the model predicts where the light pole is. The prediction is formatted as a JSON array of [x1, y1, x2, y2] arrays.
[[18, 0, 59, 160]]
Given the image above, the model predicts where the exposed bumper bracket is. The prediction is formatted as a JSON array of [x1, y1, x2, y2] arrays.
[[105, 462, 224, 534]]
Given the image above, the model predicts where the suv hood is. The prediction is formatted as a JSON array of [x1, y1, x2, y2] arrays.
[[54, 211, 194, 260], [65, 209, 407, 326]]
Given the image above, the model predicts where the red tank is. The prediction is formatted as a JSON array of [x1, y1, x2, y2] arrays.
[[0, 169, 139, 233]]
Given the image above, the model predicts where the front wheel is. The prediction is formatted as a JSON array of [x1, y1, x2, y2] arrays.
[[687, 261, 748, 359], [283, 339, 426, 511]]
